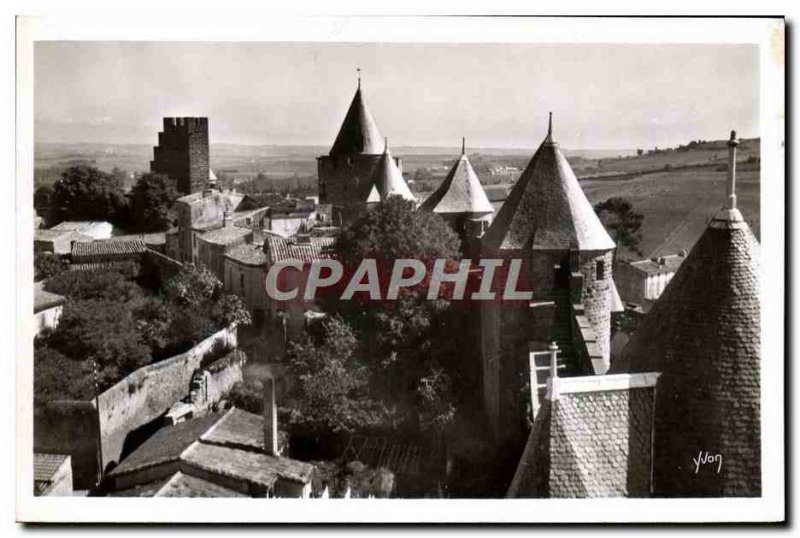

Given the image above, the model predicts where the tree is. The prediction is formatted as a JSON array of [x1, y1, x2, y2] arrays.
[[34, 184, 53, 211], [322, 197, 465, 431], [33, 345, 94, 402], [284, 316, 392, 435], [129, 173, 179, 232], [593, 197, 645, 258], [34, 252, 68, 281], [44, 264, 142, 302], [43, 299, 152, 390], [51, 165, 129, 225], [163, 263, 222, 308]]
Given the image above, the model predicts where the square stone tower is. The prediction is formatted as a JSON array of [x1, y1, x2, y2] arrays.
[[150, 117, 210, 195]]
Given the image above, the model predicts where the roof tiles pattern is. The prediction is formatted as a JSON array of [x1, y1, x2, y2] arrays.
[[613, 219, 761, 496], [264, 234, 335, 264], [71, 238, 146, 261], [330, 87, 385, 155], [482, 136, 615, 251]]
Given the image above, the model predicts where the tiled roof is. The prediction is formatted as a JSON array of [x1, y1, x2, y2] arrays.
[[225, 243, 269, 266], [71, 238, 146, 261], [109, 409, 315, 496], [156, 471, 245, 498], [69, 261, 139, 272], [109, 413, 223, 477], [264, 234, 335, 264], [482, 126, 615, 251], [330, 86, 385, 155], [371, 146, 415, 203], [628, 254, 687, 275], [34, 453, 69, 482], [419, 151, 494, 216], [612, 210, 761, 496], [546, 387, 656, 497], [107, 233, 167, 246], [183, 441, 313, 488], [34, 286, 65, 313], [198, 226, 252, 246]]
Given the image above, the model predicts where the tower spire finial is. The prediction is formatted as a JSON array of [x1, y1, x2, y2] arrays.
[[547, 112, 553, 140], [384, 136, 388, 153], [357, 67, 361, 89], [461, 137, 465, 155], [726, 130, 739, 210]]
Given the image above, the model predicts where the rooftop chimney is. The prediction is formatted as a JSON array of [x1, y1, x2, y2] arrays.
[[263, 377, 279, 457]]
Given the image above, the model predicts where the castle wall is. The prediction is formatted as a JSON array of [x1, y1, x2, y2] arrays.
[[34, 326, 238, 488], [574, 250, 614, 365]]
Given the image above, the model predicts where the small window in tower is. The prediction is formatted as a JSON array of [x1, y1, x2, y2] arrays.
[[240, 273, 245, 290], [596, 259, 605, 280]]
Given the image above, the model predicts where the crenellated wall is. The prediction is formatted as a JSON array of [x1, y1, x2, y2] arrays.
[[150, 117, 209, 195]]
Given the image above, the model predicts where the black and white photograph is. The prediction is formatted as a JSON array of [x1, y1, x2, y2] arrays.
[[10, 11, 786, 525]]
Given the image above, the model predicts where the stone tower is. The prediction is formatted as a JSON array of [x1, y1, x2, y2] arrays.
[[612, 131, 761, 497], [419, 138, 494, 243], [317, 79, 403, 225], [479, 115, 619, 445], [150, 117, 210, 195]]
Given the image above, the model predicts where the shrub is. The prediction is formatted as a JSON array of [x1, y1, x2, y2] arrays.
[[34, 252, 68, 281], [44, 265, 141, 302], [34, 346, 94, 402]]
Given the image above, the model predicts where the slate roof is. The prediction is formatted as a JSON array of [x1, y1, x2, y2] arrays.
[[418, 148, 494, 216], [264, 233, 335, 264], [371, 145, 415, 203], [71, 238, 147, 261], [482, 121, 615, 251], [225, 243, 269, 267], [198, 225, 252, 246], [508, 374, 658, 498], [330, 86, 385, 155], [611, 206, 761, 497]]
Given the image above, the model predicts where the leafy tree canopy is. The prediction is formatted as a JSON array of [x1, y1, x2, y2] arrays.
[[34, 252, 68, 282], [129, 173, 179, 232], [594, 197, 645, 258], [285, 316, 393, 435], [51, 165, 129, 225]]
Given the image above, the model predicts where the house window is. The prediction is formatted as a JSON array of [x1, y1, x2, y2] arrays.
[[596, 259, 605, 280]]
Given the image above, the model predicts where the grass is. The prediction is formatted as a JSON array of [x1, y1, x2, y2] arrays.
[[581, 164, 760, 260]]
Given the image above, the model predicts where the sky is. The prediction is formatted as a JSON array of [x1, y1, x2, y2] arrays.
[[34, 41, 759, 150]]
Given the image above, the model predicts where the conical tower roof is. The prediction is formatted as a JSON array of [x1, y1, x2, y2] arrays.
[[371, 140, 415, 203], [419, 139, 494, 216], [482, 115, 615, 251], [611, 131, 761, 496], [330, 82, 384, 156]]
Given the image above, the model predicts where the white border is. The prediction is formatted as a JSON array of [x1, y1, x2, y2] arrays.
[[14, 14, 785, 524]]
